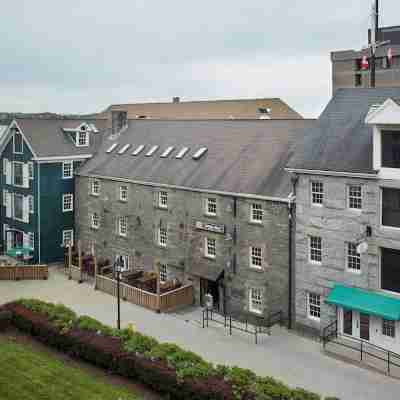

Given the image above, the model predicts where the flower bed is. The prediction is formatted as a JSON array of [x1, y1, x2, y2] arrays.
[[1, 299, 338, 400]]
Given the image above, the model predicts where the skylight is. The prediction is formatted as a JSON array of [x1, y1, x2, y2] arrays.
[[160, 146, 175, 158], [118, 144, 131, 155], [132, 145, 145, 155], [192, 147, 208, 160], [145, 145, 159, 156], [106, 143, 118, 153], [175, 147, 189, 159]]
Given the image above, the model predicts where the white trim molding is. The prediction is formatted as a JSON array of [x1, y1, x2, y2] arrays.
[[34, 154, 92, 163], [285, 168, 378, 180]]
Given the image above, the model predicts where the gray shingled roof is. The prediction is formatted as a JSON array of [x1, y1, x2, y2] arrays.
[[14, 118, 107, 158], [287, 88, 400, 174], [78, 119, 315, 198]]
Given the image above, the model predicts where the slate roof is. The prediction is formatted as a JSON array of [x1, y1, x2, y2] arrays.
[[13, 118, 107, 158], [78, 119, 315, 198], [287, 88, 400, 174], [102, 98, 303, 120]]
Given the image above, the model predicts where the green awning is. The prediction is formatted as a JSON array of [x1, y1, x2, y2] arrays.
[[326, 284, 400, 320]]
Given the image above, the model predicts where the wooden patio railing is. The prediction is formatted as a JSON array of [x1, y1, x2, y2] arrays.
[[0, 265, 48, 281]]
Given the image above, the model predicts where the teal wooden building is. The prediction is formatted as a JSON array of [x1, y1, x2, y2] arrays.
[[0, 118, 105, 263]]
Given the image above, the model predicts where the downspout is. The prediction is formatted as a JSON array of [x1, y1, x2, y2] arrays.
[[38, 163, 41, 263], [288, 174, 298, 330]]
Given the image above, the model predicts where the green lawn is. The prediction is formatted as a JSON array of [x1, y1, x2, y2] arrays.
[[0, 337, 141, 400]]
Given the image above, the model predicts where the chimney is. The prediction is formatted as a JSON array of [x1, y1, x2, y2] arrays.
[[172, 97, 180, 103], [112, 111, 128, 134]]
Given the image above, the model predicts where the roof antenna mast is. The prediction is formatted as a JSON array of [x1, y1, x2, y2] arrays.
[[370, 0, 379, 88]]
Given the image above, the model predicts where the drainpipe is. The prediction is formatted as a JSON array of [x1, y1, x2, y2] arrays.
[[288, 174, 298, 330]]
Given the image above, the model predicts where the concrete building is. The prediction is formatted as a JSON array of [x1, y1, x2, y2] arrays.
[[0, 118, 106, 263], [332, 26, 400, 93], [287, 88, 400, 354], [75, 118, 314, 322]]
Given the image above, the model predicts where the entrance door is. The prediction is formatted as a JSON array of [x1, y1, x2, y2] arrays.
[[359, 313, 370, 341], [200, 278, 220, 311], [343, 309, 353, 336]]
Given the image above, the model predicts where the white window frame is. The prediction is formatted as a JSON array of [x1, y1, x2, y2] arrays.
[[118, 216, 128, 237], [62, 194, 73, 212], [307, 292, 321, 321], [250, 246, 263, 269], [311, 181, 324, 206], [28, 195, 34, 214], [160, 263, 168, 283], [158, 227, 168, 247], [62, 229, 74, 247], [347, 242, 361, 273], [76, 128, 89, 147], [13, 130, 23, 154], [348, 185, 362, 210], [382, 319, 396, 338], [205, 237, 216, 259], [309, 236, 322, 264], [62, 161, 73, 179], [91, 179, 100, 196], [28, 161, 34, 180], [91, 212, 100, 229], [13, 193, 24, 222], [250, 203, 263, 223], [249, 287, 263, 314], [159, 191, 168, 209], [13, 161, 24, 187], [119, 185, 128, 202], [206, 197, 217, 216]]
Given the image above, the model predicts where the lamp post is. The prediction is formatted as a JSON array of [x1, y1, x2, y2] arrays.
[[115, 256, 124, 330]]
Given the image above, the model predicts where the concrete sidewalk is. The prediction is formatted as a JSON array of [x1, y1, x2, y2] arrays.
[[1, 269, 399, 400]]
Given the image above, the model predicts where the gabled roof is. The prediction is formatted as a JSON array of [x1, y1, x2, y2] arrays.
[[365, 98, 400, 125], [7, 118, 107, 158], [78, 119, 314, 199], [287, 88, 400, 174], [102, 98, 303, 120]]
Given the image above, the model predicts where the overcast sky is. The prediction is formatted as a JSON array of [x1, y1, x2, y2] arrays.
[[1, 0, 399, 117]]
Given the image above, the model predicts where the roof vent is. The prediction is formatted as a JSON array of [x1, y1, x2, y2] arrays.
[[106, 143, 118, 153], [145, 145, 159, 156], [160, 146, 175, 158], [175, 147, 189, 159], [118, 144, 131, 155], [132, 144, 145, 155], [192, 147, 208, 160], [258, 107, 271, 114], [173, 97, 180, 103]]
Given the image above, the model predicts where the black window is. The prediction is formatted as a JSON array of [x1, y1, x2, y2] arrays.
[[14, 131, 23, 153], [382, 188, 400, 228], [382, 131, 400, 168], [355, 74, 362, 87], [381, 247, 400, 294]]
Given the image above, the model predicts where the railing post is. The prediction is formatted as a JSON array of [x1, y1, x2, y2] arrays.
[[230, 316, 232, 336], [94, 255, 98, 290], [202, 309, 205, 329], [361, 341, 363, 361], [388, 352, 391, 376], [78, 240, 83, 283], [68, 245, 72, 280]]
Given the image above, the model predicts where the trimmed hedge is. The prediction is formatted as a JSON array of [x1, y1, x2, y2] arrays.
[[3, 299, 338, 400], [0, 309, 12, 331]]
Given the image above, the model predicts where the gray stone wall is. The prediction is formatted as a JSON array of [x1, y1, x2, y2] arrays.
[[293, 173, 400, 335], [75, 175, 290, 321]]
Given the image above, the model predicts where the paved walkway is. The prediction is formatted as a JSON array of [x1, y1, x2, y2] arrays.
[[1, 269, 400, 400]]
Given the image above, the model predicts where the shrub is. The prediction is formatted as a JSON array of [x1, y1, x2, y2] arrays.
[[124, 332, 158, 354], [76, 315, 115, 336], [0, 309, 12, 331]]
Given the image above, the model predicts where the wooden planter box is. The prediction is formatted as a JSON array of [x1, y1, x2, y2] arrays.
[[0, 265, 48, 281]]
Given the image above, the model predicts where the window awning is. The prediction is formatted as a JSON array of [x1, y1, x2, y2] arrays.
[[326, 284, 400, 320]]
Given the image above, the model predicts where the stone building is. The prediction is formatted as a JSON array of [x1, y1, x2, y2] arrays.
[[287, 88, 400, 353], [75, 118, 313, 321], [332, 26, 400, 93]]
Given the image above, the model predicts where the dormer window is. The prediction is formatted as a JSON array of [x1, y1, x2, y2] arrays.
[[382, 131, 400, 168], [76, 126, 89, 147], [13, 129, 23, 154]]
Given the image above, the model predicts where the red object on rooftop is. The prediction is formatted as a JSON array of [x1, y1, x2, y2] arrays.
[[361, 55, 369, 70]]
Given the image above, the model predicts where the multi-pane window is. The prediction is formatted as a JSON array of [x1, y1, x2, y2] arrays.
[[77, 128, 89, 146], [250, 246, 262, 268], [382, 319, 396, 338], [382, 188, 400, 228], [91, 212, 100, 229], [158, 227, 168, 247], [205, 237, 216, 258], [159, 191, 168, 208], [308, 293, 321, 320], [309, 236, 322, 263], [14, 194, 23, 221], [249, 288, 263, 314], [347, 243, 361, 272], [28, 232, 34, 249], [91, 179, 100, 196], [348, 185, 362, 210], [206, 198, 217, 216], [62, 194, 73, 212], [160, 264, 168, 283], [28, 162, 34, 179], [28, 195, 34, 214], [62, 230, 74, 247], [118, 216, 128, 237], [13, 130, 23, 153], [120, 185, 128, 202], [13, 162, 23, 186], [62, 161, 73, 179], [251, 203, 263, 222], [311, 181, 324, 205], [382, 131, 400, 168]]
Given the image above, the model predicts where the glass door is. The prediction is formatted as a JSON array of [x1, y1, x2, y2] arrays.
[[359, 313, 370, 341]]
